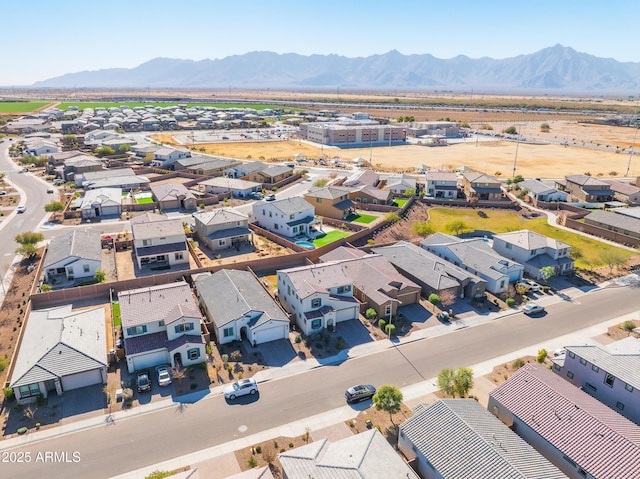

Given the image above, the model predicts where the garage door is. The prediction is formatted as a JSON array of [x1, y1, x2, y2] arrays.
[[336, 306, 358, 322], [101, 205, 120, 216], [397, 290, 420, 305], [61, 368, 103, 391], [254, 323, 288, 344], [131, 351, 169, 372]]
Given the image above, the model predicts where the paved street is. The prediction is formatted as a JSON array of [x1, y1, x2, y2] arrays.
[[0, 285, 637, 479]]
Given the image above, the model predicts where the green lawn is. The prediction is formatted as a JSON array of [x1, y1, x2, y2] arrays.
[[136, 197, 154, 204], [352, 214, 377, 224], [0, 101, 52, 113], [427, 207, 634, 269], [313, 230, 351, 247], [392, 199, 408, 208], [112, 301, 121, 327]]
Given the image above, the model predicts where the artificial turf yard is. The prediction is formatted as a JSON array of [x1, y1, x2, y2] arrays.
[[313, 230, 351, 247], [352, 214, 377, 224], [427, 207, 634, 269], [136, 197, 154, 204]]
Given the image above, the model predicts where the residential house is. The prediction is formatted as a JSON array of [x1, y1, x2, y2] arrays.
[[241, 165, 294, 184], [194, 207, 251, 251], [552, 337, 640, 425], [424, 170, 459, 198], [279, 429, 419, 479], [10, 305, 106, 405], [131, 217, 189, 268], [119, 282, 206, 373], [200, 177, 262, 198], [25, 140, 59, 156], [45, 150, 85, 175], [184, 158, 242, 176], [303, 186, 356, 220], [76, 168, 150, 191], [277, 262, 360, 335], [489, 363, 640, 479], [373, 241, 487, 300], [583, 210, 640, 240], [62, 154, 103, 181], [196, 269, 289, 346], [385, 173, 417, 195], [420, 233, 522, 294], [604, 179, 640, 205], [80, 187, 122, 218], [561, 175, 614, 203], [342, 170, 380, 187], [150, 182, 197, 211], [399, 399, 567, 479], [153, 147, 191, 168], [518, 179, 568, 203], [318, 247, 421, 318], [347, 184, 393, 205], [43, 229, 102, 283], [492, 230, 574, 279], [461, 171, 504, 201], [226, 161, 266, 178], [251, 197, 321, 238]]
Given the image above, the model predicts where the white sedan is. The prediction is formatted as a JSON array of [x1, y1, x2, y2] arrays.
[[522, 303, 545, 315], [224, 378, 258, 400]]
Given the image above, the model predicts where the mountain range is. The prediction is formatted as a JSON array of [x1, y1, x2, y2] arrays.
[[32, 45, 640, 93]]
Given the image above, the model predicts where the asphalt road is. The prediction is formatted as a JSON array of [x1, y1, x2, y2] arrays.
[[1, 285, 636, 479]]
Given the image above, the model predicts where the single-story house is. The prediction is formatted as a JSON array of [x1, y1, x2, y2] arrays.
[[43, 229, 102, 283], [80, 187, 122, 218], [150, 182, 197, 210], [200, 177, 262, 198]]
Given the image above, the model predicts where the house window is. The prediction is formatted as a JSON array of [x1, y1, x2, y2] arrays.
[[568, 351, 575, 359], [311, 319, 321, 329], [18, 384, 40, 398], [126, 325, 147, 336], [562, 455, 577, 467], [500, 280, 505, 289], [187, 348, 200, 361], [316, 198, 322, 203], [175, 252, 183, 260], [223, 327, 234, 337], [626, 383, 634, 392], [290, 214, 295, 220], [578, 468, 587, 478], [262, 209, 265, 216], [531, 249, 537, 256], [567, 371, 574, 379], [337, 285, 351, 294], [553, 364, 561, 371], [311, 298, 321, 308], [580, 358, 587, 366], [158, 320, 165, 327], [274, 223, 279, 230], [605, 373, 615, 387], [143, 239, 152, 246], [585, 383, 597, 392], [385, 304, 392, 316], [174, 323, 194, 334], [616, 401, 625, 411], [592, 365, 599, 373], [83, 265, 90, 273], [219, 240, 225, 246], [505, 243, 512, 250]]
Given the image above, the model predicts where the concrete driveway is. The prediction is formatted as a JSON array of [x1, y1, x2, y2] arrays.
[[253, 338, 297, 367]]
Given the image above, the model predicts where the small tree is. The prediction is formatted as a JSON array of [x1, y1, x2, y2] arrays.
[[428, 293, 440, 305], [372, 385, 403, 425], [96, 146, 115, 157], [537, 348, 548, 363], [94, 269, 106, 283], [540, 123, 551, 132], [403, 188, 416, 198], [599, 249, 627, 274], [411, 220, 435, 236], [445, 220, 470, 236], [539, 266, 554, 282], [437, 368, 456, 396], [503, 125, 518, 135], [15, 231, 44, 258], [452, 367, 474, 398], [439, 289, 456, 309], [365, 308, 377, 320], [384, 211, 401, 223]]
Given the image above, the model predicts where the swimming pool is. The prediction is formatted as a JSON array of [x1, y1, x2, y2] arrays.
[[295, 241, 316, 250]]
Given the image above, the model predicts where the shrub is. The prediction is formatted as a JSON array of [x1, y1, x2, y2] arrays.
[[36, 393, 44, 406], [537, 349, 548, 363], [385, 323, 396, 336], [289, 442, 294, 448], [295, 335, 302, 344], [230, 350, 242, 362], [0, 356, 7, 373], [622, 320, 636, 333], [247, 456, 258, 468], [427, 293, 440, 305], [122, 388, 134, 404], [4, 387, 15, 401], [512, 358, 526, 369], [505, 298, 516, 307], [365, 308, 377, 320], [17, 427, 28, 435], [541, 285, 550, 293], [378, 319, 386, 330], [255, 445, 262, 454], [221, 354, 229, 365]]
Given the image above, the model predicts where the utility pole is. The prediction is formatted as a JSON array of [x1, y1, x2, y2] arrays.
[[626, 95, 639, 177]]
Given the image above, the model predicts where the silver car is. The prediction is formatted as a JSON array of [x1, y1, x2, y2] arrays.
[[224, 378, 258, 400], [523, 303, 545, 315]]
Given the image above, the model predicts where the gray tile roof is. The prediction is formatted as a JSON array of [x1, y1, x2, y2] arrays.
[[519, 179, 562, 195], [490, 363, 640, 479], [279, 429, 419, 479], [605, 179, 640, 196], [80, 187, 122, 209], [279, 262, 354, 299], [129, 212, 170, 224], [351, 184, 391, 201], [425, 170, 457, 182], [150, 182, 196, 202], [200, 177, 262, 190], [400, 399, 567, 479], [567, 338, 640, 390], [305, 186, 351, 200], [266, 196, 315, 216], [462, 171, 501, 184], [584, 210, 640, 233], [132, 218, 185, 241], [342, 170, 379, 187], [319, 246, 369, 262], [197, 207, 248, 226], [566, 174, 610, 187], [118, 281, 200, 328], [196, 269, 288, 329], [10, 305, 107, 388], [261, 165, 292, 177], [44, 228, 102, 269], [493, 230, 571, 251]]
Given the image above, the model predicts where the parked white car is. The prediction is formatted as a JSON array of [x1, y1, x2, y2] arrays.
[[224, 378, 258, 400], [522, 303, 545, 315], [518, 279, 541, 292]]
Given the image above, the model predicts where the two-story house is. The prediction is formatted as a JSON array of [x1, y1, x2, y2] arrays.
[[130, 216, 189, 269], [518, 179, 568, 203], [492, 230, 574, 279], [560, 174, 614, 203], [119, 282, 206, 373], [461, 171, 504, 201], [62, 155, 104, 182], [241, 165, 294, 185], [552, 337, 640, 425], [152, 147, 191, 168], [303, 186, 356, 220], [424, 170, 459, 198], [277, 262, 360, 335], [604, 179, 640, 205], [251, 197, 322, 238], [194, 207, 251, 251]]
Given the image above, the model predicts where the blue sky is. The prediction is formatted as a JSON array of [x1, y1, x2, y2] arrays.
[[2, 0, 639, 86]]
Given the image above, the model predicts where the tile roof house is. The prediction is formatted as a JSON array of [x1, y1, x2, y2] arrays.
[[226, 161, 267, 178], [561, 175, 614, 203], [193, 207, 251, 251], [277, 261, 360, 335], [200, 177, 262, 199], [552, 337, 640, 425], [492, 230, 574, 280], [399, 399, 567, 479], [303, 186, 356, 220], [583, 210, 640, 240], [241, 164, 294, 184], [518, 179, 568, 203], [131, 216, 189, 269], [318, 247, 421, 318], [603, 179, 640, 205], [43, 229, 102, 283], [424, 170, 460, 198], [118, 282, 206, 373], [461, 171, 504, 201], [421, 233, 523, 294], [152, 147, 191, 168], [385, 173, 417, 195], [76, 168, 150, 191], [195, 269, 289, 346], [251, 197, 322, 238], [62, 154, 103, 181], [342, 170, 380, 187], [150, 182, 197, 211], [10, 304, 107, 405], [279, 429, 419, 479], [347, 184, 393, 205], [79, 187, 122, 218], [488, 363, 640, 479], [373, 241, 487, 300]]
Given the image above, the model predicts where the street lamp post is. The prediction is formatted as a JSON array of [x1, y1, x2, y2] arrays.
[[388, 299, 402, 340]]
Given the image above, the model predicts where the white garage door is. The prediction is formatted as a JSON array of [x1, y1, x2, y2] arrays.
[[61, 368, 103, 391], [254, 323, 288, 344], [336, 306, 357, 322], [101, 205, 120, 216], [131, 351, 169, 372]]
